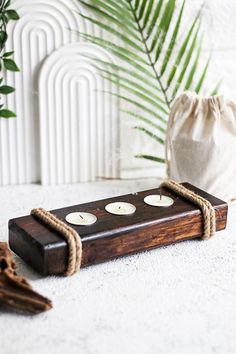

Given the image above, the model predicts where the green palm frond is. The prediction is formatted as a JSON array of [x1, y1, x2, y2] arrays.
[[134, 126, 165, 145], [135, 154, 166, 163], [210, 81, 222, 96], [121, 109, 166, 133], [75, 0, 219, 165]]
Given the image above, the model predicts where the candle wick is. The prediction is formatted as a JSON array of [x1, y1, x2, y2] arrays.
[[80, 215, 84, 220], [118, 206, 121, 209]]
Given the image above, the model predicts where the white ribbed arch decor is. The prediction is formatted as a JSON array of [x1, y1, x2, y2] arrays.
[[39, 43, 120, 185], [1, 0, 119, 185]]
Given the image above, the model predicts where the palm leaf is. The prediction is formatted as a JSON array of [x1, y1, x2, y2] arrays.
[[142, 0, 155, 30], [121, 109, 166, 134], [146, 0, 164, 39], [153, 0, 176, 62], [83, 56, 158, 87], [184, 37, 202, 90], [210, 81, 222, 96], [171, 22, 200, 98], [79, 14, 141, 50], [160, 0, 185, 76], [77, 32, 147, 65], [135, 0, 141, 12], [195, 55, 211, 93], [102, 75, 168, 115], [106, 92, 167, 123], [134, 126, 165, 145], [135, 155, 165, 163], [102, 0, 134, 21], [75, 0, 219, 166], [138, 0, 149, 21], [78, 1, 137, 33], [167, 13, 200, 87], [99, 69, 165, 104]]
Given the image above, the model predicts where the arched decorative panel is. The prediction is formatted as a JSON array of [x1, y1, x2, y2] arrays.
[[0, 0, 97, 185], [39, 43, 120, 185]]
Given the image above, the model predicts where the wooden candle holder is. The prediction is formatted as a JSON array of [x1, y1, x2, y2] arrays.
[[9, 183, 228, 276]]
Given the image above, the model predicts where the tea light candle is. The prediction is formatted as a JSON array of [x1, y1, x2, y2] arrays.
[[144, 195, 174, 207], [65, 212, 97, 226], [105, 202, 136, 215]]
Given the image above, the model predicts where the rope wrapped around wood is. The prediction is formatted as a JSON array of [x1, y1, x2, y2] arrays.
[[31, 180, 216, 276], [161, 179, 216, 240], [31, 208, 82, 276]]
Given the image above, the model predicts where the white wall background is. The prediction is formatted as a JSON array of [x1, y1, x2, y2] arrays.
[[0, 0, 235, 185]]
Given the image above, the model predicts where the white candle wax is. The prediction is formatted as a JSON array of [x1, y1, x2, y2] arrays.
[[65, 212, 97, 226], [105, 202, 136, 216], [144, 195, 174, 207]]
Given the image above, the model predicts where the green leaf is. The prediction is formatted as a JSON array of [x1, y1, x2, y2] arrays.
[[135, 154, 165, 163], [0, 85, 15, 94], [195, 56, 211, 93], [0, 109, 16, 118], [154, 0, 176, 62], [0, 31, 8, 47], [121, 109, 166, 134], [5, 0, 12, 8], [79, 14, 141, 51], [134, 126, 165, 144], [3, 50, 14, 57], [171, 23, 200, 98], [76, 1, 138, 36], [3, 58, 20, 71], [101, 0, 133, 21], [146, 0, 164, 39], [88, 57, 158, 88], [167, 14, 200, 87], [142, 0, 155, 30], [5, 9, 20, 20], [210, 80, 222, 96], [135, 0, 141, 12], [2, 14, 9, 24], [138, 0, 148, 21], [100, 69, 164, 104], [184, 38, 202, 90], [107, 92, 167, 123], [78, 32, 147, 65], [80, 49, 153, 79], [160, 0, 185, 76], [103, 75, 168, 114]]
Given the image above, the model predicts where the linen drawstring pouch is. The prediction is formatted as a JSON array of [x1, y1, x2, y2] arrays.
[[166, 91, 236, 201]]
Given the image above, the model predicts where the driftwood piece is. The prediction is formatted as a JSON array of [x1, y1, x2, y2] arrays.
[[0, 242, 52, 314]]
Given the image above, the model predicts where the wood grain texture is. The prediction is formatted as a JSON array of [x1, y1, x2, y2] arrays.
[[9, 183, 228, 275]]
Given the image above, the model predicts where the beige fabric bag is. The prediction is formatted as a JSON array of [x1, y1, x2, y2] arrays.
[[166, 91, 236, 201]]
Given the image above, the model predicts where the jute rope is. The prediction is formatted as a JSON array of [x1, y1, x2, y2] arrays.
[[161, 179, 216, 240], [31, 208, 82, 276]]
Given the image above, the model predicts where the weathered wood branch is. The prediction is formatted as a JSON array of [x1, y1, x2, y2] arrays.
[[0, 242, 52, 314]]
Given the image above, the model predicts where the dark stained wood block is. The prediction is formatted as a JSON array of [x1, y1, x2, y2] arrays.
[[8, 183, 228, 276]]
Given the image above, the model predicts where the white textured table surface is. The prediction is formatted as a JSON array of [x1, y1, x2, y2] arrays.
[[0, 179, 236, 354]]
